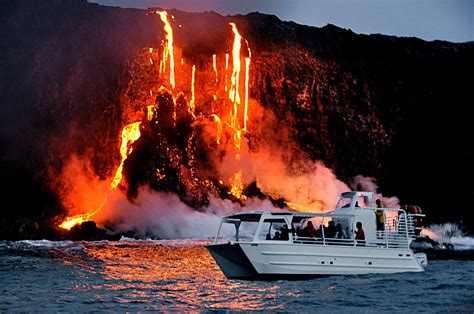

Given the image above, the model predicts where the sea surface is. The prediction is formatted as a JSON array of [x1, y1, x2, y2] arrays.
[[0, 239, 473, 312]]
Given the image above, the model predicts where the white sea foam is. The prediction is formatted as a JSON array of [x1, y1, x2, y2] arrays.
[[422, 223, 474, 250]]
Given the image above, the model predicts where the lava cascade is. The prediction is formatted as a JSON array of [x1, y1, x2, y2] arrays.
[[58, 11, 258, 230]]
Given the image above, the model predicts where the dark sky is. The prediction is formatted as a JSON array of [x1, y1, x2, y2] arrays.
[[89, 0, 473, 42]]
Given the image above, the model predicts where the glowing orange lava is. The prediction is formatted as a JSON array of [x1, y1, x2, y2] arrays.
[[58, 207, 101, 230], [157, 11, 175, 89], [111, 122, 142, 189], [226, 23, 251, 199], [212, 54, 218, 83], [211, 114, 222, 144], [225, 53, 229, 92], [60, 17, 256, 228], [244, 57, 250, 130], [229, 172, 246, 200], [60, 121, 142, 230], [189, 64, 196, 116], [147, 105, 155, 121], [229, 23, 242, 111], [420, 228, 440, 240]]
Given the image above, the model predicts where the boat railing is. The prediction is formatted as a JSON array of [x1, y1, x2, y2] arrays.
[[292, 212, 416, 248], [293, 235, 411, 248]]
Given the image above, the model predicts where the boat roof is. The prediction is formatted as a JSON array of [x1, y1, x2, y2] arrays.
[[222, 210, 341, 222], [341, 191, 375, 198]]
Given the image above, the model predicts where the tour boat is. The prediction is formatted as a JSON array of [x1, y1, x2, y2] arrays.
[[206, 191, 427, 279]]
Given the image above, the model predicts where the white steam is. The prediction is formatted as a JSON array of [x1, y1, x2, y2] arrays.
[[95, 186, 284, 239], [422, 223, 474, 250], [351, 175, 400, 208], [251, 150, 350, 211]]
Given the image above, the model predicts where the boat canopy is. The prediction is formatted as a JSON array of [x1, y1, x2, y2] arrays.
[[221, 211, 350, 224], [222, 212, 262, 223], [340, 191, 375, 198]]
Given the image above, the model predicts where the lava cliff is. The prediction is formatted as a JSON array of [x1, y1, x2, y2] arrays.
[[0, 0, 472, 239]]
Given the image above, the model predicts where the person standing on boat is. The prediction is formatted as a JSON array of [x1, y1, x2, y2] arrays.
[[355, 221, 365, 245], [280, 225, 290, 240], [304, 221, 317, 238], [325, 221, 336, 238], [375, 199, 385, 232], [335, 223, 347, 239]]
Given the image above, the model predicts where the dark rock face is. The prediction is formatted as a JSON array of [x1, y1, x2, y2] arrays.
[[0, 0, 472, 239], [67, 221, 120, 241], [124, 89, 220, 208]]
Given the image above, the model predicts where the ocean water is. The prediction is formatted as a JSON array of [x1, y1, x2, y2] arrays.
[[0, 239, 472, 311]]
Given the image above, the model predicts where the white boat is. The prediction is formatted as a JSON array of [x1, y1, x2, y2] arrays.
[[206, 191, 427, 279]]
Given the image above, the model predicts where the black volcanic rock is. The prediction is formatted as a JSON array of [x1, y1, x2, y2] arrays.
[[67, 221, 121, 241], [0, 0, 472, 238]]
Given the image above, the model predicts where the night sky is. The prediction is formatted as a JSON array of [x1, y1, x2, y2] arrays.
[[89, 0, 473, 43]]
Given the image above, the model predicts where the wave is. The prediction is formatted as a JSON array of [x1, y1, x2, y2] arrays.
[[0, 238, 209, 252], [421, 223, 474, 250]]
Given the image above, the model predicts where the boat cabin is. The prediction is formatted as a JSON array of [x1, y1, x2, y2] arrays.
[[213, 191, 418, 249]]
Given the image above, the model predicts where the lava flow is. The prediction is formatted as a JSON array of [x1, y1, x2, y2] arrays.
[[55, 7, 367, 239], [110, 122, 142, 189], [59, 11, 256, 230], [157, 11, 175, 89], [59, 121, 142, 230]]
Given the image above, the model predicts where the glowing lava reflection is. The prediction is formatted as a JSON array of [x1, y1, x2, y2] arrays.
[[69, 240, 295, 310]]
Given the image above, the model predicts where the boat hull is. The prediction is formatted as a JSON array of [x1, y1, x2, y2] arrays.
[[206, 243, 258, 279], [207, 242, 426, 279]]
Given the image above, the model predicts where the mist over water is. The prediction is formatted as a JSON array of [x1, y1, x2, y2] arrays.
[[0, 239, 472, 311], [422, 223, 474, 250]]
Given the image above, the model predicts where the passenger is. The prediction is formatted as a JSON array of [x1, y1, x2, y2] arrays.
[[325, 221, 336, 238], [355, 221, 365, 246], [315, 226, 322, 238], [296, 226, 304, 237], [266, 233, 272, 240], [375, 199, 385, 231], [376, 199, 383, 208], [280, 225, 290, 240], [355, 201, 360, 208], [273, 231, 281, 240], [335, 223, 347, 239], [304, 221, 317, 238]]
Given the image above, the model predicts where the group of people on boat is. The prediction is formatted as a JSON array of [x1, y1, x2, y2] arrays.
[[296, 220, 348, 239], [267, 198, 391, 243], [268, 225, 290, 240], [297, 220, 366, 240]]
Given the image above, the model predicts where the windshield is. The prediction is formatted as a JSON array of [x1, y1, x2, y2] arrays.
[[258, 218, 289, 241], [214, 220, 259, 243]]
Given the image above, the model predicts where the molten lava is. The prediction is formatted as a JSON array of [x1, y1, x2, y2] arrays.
[[157, 11, 175, 89], [59, 13, 258, 230], [244, 57, 250, 131], [59, 121, 142, 230], [211, 114, 222, 144], [225, 53, 229, 92], [229, 22, 242, 115], [110, 122, 142, 189], [58, 208, 101, 230], [212, 54, 218, 83], [189, 64, 196, 116]]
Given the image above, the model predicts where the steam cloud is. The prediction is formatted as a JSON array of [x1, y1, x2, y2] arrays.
[[58, 145, 399, 239]]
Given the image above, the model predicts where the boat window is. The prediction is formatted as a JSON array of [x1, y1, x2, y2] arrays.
[[238, 221, 259, 242], [332, 218, 352, 239], [337, 198, 352, 208], [215, 220, 259, 243], [357, 196, 371, 208], [258, 218, 289, 241], [215, 222, 237, 243]]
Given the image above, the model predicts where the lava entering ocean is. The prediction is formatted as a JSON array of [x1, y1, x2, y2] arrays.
[[55, 10, 397, 238]]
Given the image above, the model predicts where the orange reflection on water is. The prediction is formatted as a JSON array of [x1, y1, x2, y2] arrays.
[[67, 240, 298, 310]]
